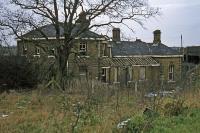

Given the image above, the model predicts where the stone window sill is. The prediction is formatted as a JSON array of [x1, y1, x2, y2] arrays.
[[168, 80, 176, 83], [33, 55, 40, 57]]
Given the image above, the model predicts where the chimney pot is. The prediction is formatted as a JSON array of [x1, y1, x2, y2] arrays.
[[112, 28, 121, 41], [153, 30, 161, 44], [136, 38, 141, 42]]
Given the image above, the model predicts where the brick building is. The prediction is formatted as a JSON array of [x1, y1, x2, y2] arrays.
[[17, 24, 182, 90]]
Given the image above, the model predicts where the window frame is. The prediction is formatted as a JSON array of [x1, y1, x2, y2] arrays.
[[79, 42, 87, 56], [168, 64, 174, 81], [101, 67, 110, 83], [35, 47, 40, 55]]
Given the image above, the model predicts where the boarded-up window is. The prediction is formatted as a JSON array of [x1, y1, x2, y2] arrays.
[[114, 67, 120, 82], [79, 66, 87, 76], [168, 64, 174, 81], [128, 67, 133, 81], [139, 67, 146, 80], [101, 43, 107, 56]]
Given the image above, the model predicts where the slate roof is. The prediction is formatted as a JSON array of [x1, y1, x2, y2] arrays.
[[21, 24, 103, 39], [74, 57, 159, 67], [185, 46, 200, 56], [111, 40, 180, 56]]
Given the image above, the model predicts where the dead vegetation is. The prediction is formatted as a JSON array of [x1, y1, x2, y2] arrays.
[[0, 80, 200, 133]]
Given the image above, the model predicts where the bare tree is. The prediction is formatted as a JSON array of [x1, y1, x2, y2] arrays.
[[0, 0, 159, 88]]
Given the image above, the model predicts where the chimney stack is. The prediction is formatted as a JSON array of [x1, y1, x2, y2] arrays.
[[153, 30, 161, 44], [112, 28, 121, 41]]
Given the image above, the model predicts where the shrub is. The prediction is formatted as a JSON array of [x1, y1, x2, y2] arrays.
[[164, 99, 188, 116], [0, 56, 39, 90]]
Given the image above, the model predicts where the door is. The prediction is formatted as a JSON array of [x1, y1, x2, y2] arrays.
[[120, 67, 128, 86]]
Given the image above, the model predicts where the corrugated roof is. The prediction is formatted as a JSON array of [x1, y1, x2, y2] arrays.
[[101, 57, 159, 67], [111, 40, 180, 56], [74, 57, 159, 67]]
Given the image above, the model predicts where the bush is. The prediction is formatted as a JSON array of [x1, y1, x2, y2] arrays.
[[0, 56, 39, 90], [164, 99, 188, 116], [123, 114, 154, 133]]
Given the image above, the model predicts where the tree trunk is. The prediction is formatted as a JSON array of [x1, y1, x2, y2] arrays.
[[55, 41, 72, 90]]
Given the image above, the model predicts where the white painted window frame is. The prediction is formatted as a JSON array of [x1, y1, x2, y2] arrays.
[[168, 64, 174, 81]]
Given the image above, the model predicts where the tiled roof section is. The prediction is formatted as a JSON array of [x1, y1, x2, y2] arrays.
[[21, 24, 103, 39], [74, 57, 98, 66], [74, 57, 159, 67], [111, 40, 180, 56], [100, 57, 159, 67]]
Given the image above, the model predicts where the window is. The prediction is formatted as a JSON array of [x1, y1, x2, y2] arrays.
[[139, 67, 146, 80], [51, 48, 55, 55], [49, 48, 55, 55], [101, 68, 108, 82], [22, 44, 27, 55], [114, 67, 120, 82], [48, 48, 56, 58], [35, 47, 40, 55], [168, 64, 174, 81], [79, 66, 87, 76], [79, 42, 87, 55]]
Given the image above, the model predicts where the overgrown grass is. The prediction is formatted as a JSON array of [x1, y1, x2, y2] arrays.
[[0, 83, 200, 133], [150, 108, 200, 133]]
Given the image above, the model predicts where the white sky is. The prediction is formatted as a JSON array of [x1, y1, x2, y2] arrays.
[[131, 0, 200, 47], [1, 0, 200, 47]]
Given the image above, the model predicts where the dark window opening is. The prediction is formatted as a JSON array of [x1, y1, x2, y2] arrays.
[[101, 68, 107, 82], [35, 47, 40, 55], [49, 48, 55, 55], [79, 42, 87, 56]]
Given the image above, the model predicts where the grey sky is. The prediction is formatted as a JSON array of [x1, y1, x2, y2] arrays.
[[133, 0, 200, 47], [1, 0, 199, 47]]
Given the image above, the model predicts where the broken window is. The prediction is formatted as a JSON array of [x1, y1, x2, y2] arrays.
[[79, 42, 87, 56], [168, 64, 174, 81], [139, 67, 146, 80]]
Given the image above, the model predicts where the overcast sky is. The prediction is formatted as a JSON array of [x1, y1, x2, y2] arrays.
[[132, 0, 200, 47], [1, 0, 200, 47]]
